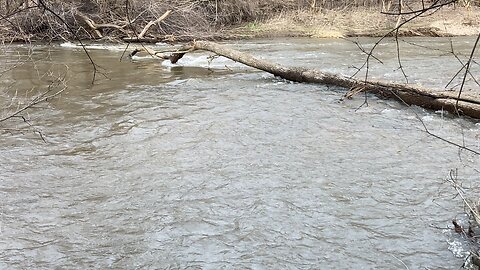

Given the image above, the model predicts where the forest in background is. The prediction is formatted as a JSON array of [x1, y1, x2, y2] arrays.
[[0, 0, 479, 41]]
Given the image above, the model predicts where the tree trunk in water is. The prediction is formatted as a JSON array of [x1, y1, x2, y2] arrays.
[[146, 40, 480, 119], [192, 41, 480, 119]]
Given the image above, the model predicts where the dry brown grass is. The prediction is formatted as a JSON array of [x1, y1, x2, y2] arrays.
[[248, 5, 480, 38]]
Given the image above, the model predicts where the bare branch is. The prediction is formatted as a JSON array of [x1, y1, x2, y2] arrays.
[[0, 68, 68, 123], [137, 9, 172, 39], [455, 33, 480, 114], [36, 0, 100, 83]]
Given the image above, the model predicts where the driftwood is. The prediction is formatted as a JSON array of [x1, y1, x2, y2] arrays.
[[135, 40, 480, 119], [76, 10, 171, 40], [76, 13, 128, 39], [137, 10, 172, 39]]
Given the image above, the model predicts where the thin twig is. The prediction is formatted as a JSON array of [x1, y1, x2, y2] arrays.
[[455, 33, 480, 114], [37, 0, 100, 83], [391, 254, 410, 270]]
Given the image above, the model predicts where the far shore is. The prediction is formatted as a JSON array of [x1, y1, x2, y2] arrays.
[[227, 6, 480, 39], [1, 6, 478, 44]]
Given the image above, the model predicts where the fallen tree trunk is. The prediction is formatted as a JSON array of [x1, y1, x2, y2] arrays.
[[141, 40, 480, 119]]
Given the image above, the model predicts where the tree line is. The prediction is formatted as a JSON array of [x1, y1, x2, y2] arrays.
[[0, 0, 477, 41]]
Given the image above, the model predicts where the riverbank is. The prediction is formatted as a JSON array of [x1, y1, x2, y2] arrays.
[[230, 6, 480, 39], [0, 2, 479, 43]]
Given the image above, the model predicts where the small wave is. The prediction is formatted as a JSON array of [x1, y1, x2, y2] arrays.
[[447, 237, 470, 258], [174, 54, 243, 69], [86, 44, 126, 51], [131, 55, 161, 61], [381, 108, 400, 116], [421, 115, 435, 122], [60, 42, 78, 48], [59, 42, 126, 51]]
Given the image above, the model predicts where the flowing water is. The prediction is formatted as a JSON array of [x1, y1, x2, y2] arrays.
[[1, 37, 479, 269]]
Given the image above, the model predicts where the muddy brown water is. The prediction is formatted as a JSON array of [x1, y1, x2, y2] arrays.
[[1, 37, 479, 269]]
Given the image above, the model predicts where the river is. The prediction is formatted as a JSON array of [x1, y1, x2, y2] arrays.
[[1, 37, 479, 269]]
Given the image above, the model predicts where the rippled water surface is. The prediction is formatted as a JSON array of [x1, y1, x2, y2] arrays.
[[1, 37, 480, 269]]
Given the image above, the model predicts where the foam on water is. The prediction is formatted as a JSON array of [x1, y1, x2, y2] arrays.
[[59, 41, 77, 48], [59, 42, 127, 51]]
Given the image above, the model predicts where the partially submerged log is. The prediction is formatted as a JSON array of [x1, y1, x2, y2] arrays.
[[135, 40, 480, 119], [129, 46, 190, 63]]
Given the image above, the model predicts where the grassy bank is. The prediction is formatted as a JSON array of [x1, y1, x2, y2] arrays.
[[234, 6, 480, 38], [0, 0, 479, 42]]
